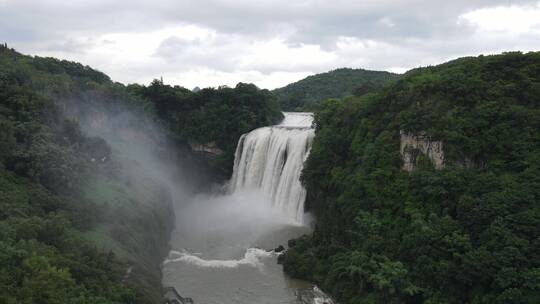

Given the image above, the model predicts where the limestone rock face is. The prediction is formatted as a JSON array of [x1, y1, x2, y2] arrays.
[[189, 141, 224, 156], [400, 131, 444, 172]]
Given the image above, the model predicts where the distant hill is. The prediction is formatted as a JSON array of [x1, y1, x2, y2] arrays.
[[273, 68, 401, 111]]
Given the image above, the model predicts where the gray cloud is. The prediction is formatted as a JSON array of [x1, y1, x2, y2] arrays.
[[1, 0, 539, 89], [3, 0, 535, 44]]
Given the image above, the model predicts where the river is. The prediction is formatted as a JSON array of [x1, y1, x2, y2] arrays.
[[162, 113, 333, 304]]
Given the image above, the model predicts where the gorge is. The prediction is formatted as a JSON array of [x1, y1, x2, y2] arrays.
[[162, 112, 331, 303], [2, 45, 539, 304]]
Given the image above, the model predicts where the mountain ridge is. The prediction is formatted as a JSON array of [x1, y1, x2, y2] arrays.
[[273, 67, 401, 111]]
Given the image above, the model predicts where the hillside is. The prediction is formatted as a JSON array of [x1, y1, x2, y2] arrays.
[[273, 68, 400, 111], [0, 45, 282, 303], [282, 52, 540, 303], [0, 44, 183, 303], [129, 80, 283, 178]]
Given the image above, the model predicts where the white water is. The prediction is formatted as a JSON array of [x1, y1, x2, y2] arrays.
[[164, 248, 275, 269], [163, 112, 332, 304], [229, 112, 314, 224]]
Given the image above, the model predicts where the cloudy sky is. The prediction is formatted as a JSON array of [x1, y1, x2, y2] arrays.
[[1, 0, 540, 89]]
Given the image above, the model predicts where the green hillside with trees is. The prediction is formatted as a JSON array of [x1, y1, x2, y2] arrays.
[[0, 45, 146, 303], [129, 81, 282, 177], [0, 45, 282, 303], [282, 52, 540, 304], [273, 68, 400, 111]]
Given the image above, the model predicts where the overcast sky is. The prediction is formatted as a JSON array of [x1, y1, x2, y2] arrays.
[[1, 0, 540, 89]]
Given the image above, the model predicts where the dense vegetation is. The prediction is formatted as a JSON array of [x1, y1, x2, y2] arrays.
[[0, 45, 141, 303], [129, 80, 283, 177], [0, 45, 282, 302], [273, 68, 400, 111], [283, 52, 540, 303]]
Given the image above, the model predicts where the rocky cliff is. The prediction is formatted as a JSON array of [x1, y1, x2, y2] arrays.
[[189, 141, 224, 156], [400, 130, 444, 171]]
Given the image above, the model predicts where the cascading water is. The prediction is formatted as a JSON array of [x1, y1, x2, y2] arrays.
[[229, 112, 314, 224], [163, 112, 334, 304]]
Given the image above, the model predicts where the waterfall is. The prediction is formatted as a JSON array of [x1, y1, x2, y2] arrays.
[[229, 112, 314, 224]]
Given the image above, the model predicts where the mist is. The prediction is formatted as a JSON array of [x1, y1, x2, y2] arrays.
[[62, 93, 201, 207], [172, 189, 307, 257], [62, 95, 317, 303]]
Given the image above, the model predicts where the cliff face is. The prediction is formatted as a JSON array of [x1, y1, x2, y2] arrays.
[[399, 131, 444, 171]]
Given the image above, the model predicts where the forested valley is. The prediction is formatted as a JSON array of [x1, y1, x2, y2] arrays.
[[2, 44, 540, 304]]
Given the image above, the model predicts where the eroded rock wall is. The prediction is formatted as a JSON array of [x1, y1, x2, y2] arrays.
[[400, 131, 444, 172]]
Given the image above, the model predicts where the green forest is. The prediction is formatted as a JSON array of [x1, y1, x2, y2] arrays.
[[129, 80, 282, 177], [0, 45, 282, 303], [3, 43, 540, 304], [282, 52, 540, 303], [273, 68, 400, 111]]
